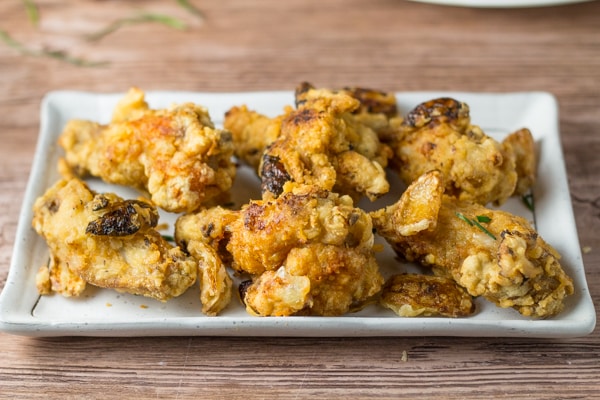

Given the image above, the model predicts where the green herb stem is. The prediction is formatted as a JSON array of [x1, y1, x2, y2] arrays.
[[86, 12, 187, 42], [472, 219, 497, 240], [455, 212, 473, 226], [456, 212, 497, 240], [0, 30, 107, 67], [522, 193, 535, 213], [177, 0, 205, 20], [161, 234, 175, 242]]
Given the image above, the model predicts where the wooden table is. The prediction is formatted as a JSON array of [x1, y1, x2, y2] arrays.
[[1, 0, 599, 398]]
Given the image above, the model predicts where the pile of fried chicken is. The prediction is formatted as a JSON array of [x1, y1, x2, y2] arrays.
[[32, 84, 574, 319]]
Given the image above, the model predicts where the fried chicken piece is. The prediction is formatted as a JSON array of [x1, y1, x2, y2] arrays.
[[241, 266, 311, 316], [185, 241, 232, 316], [223, 105, 283, 170], [259, 91, 393, 201], [391, 97, 535, 205], [175, 205, 238, 266], [176, 183, 384, 316], [223, 82, 400, 173], [380, 273, 475, 318], [35, 256, 86, 297], [175, 207, 238, 315], [295, 82, 402, 143], [241, 241, 382, 316], [371, 171, 574, 318], [231, 183, 383, 315], [59, 87, 236, 213], [503, 127, 537, 196], [32, 178, 197, 301]]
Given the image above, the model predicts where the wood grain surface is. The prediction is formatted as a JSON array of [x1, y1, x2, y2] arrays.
[[1, 0, 599, 398]]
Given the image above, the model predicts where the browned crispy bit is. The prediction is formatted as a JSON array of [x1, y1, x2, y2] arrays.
[[32, 178, 197, 302], [260, 153, 292, 197], [503, 127, 537, 195], [392, 98, 520, 206], [403, 97, 470, 130], [86, 198, 158, 236], [372, 170, 574, 318], [380, 273, 475, 318], [295, 81, 399, 117]]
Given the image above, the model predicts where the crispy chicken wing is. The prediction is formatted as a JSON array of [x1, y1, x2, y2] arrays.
[[176, 183, 384, 316], [223, 105, 283, 170], [59, 87, 236, 213], [223, 82, 400, 173], [32, 178, 197, 301], [504, 127, 537, 196], [371, 171, 574, 318], [391, 97, 535, 205], [295, 82, 399, 118], [259, 91, 393, 201], [175, 206, 237, 315], [295, 82, 402, 143]]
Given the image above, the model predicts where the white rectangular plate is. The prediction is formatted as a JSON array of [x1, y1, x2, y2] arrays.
[[0, 90, 595, 337]]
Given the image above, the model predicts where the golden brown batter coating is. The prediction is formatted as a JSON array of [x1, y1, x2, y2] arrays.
[[380, 273, 475, 318], [371, 171, 574, 318], [175, 206, 238, 265], [223, 105, 283, 170], [185, 241, 233, 316], [33, 178, 197, 301], [35, 256, 86, 297], [175, 207, 237, 315], [59, 87, 236, 213], [295, 82, 403, 144], [176, 183, 384, 316], [295, 82, 399, 118], [223, 82, 400, 174], [391, 97, 535, 205], [228, 183, 375, 274], [236, 184, 384, 315], [503, 127, 537, 196], [259, 91, 393, 201]]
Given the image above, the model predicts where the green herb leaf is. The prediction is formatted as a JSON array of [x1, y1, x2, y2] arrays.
[[161, 234, 175, 242], [140, 13, 188, 30], [522, 193, 535, 213], [476, 215, 492, 223]]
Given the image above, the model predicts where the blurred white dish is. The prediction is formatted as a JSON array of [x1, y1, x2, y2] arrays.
[[408, 0, 594, 7]]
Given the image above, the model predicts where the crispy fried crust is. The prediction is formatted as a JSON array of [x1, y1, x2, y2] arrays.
[[503, 127, 537, 196], [391, 97, 534, 205], [59, 87, 236, 213], [175, 207, 237, 315], [371, 171, 574, 318], [32, 178, 197, 301], [223, 105, 283, 170], [176, 183, 384, 316], [295, 82, 399, 118], [380, 273, 475, 318], [259, 91, 393, 201]]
